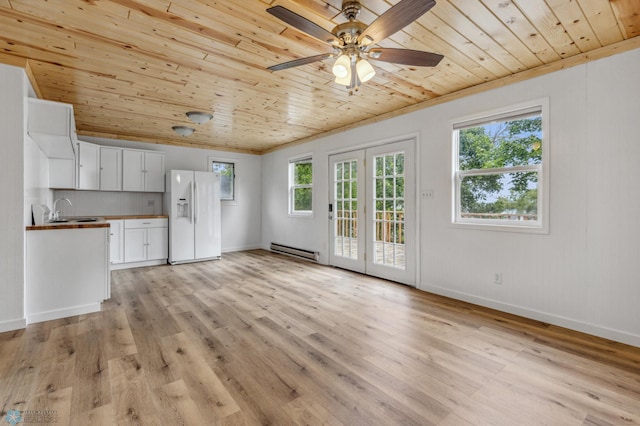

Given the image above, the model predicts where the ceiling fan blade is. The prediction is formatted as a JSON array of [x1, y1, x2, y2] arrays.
[[368, 48, 443, 67], [267, 53, 334, 71], [358, 0, 436, 44], [267, 6, 340, 45]]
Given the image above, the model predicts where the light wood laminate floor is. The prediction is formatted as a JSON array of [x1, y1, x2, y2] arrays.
[[1, 250, 639, 425]]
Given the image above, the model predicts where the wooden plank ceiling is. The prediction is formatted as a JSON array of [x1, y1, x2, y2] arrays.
[[1, 0, 639, 154]]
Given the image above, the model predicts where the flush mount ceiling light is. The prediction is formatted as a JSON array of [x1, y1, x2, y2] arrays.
[[172, 125, 195, 137], [266, 0, 443, 94], [186, 111, 213, 125]]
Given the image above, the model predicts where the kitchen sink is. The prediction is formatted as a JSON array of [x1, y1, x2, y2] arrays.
[[46, 217, 99, 224]]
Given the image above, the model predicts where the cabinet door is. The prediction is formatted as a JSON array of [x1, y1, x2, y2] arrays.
[[124, 228, 147, 262], [49, 158, 76, 189], [77, 141, 100, 190], [107, 220, 124, 264], [144, 152, 165, 192], [28, 99, 70, 137], [122, 149, 145, 192], [100, 147, 122, 191], [146, 227, 168, 261], [27, 99, 75, 160]]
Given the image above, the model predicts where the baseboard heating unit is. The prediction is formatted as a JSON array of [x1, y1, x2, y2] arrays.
[[270, 242, 319, 262]]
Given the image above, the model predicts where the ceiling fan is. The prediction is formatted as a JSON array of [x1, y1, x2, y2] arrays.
[[266, 0, 444, 92]]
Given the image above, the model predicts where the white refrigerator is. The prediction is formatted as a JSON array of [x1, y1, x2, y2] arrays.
[[165, 170, 222, 264]]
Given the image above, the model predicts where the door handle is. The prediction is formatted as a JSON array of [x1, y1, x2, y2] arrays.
[[194, 181, 198, 224], [190, 181, 194, 224]]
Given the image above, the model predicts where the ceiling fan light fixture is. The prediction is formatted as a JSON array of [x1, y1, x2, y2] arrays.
[[186, 111, 213, 125], [332, 54, 351, 79], [356, 58, 375, 82], [172, 125, 195, 137], [335, 72, 352, 86]]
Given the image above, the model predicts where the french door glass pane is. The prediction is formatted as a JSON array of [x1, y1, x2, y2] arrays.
[[334, 160, 358, 259], [373, 152, 405, 269]]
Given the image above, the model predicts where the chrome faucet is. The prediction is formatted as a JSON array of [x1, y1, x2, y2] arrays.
[[51, 198, 72, 221]]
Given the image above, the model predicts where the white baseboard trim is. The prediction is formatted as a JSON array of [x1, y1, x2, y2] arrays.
[[168, 256, 221, 265], [222, 245, 262, 253], [26, 303, 101, 325], [0, 318, 27, 333], [419, 283, 640, 348], [110, 259, 167, 270]]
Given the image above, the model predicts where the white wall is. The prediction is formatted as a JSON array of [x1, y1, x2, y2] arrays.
[[0, 65, 27, 332], [24, 135, 53, 224], [261, 48, 640, 347], [52, 190, 163, 217], [81, 137, 262, 252]]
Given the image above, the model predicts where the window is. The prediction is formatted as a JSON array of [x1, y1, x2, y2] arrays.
[[211, 160, 235, 201], [289, 156, 313, 215], [452, 101, 548, 232]]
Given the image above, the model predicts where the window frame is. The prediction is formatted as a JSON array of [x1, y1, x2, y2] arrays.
[[451, 99, 549, 234], [209, 157, 237, 204], [289, 154, 314, 217]]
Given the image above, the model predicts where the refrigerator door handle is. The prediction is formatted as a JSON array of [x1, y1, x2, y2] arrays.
[[190, 181, 194, 224], [194, 180, 198, 224]]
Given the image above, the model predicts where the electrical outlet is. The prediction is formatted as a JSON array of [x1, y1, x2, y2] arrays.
[[147, 200, 155, 206], [493, 272, 503, 285]]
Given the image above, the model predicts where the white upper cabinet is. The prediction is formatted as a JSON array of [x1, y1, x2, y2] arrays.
[[123, 149, 165, 192], [123, 150, 144, 192], [49, 158, 76, 189], [77, 141, 100, 190], [100, 147, 122, 191], [27, 98, 77, 160], [143, 151, 165, 192]]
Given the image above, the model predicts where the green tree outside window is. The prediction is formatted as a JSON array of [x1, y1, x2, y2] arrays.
[[291, 159, 313, 213], [456, 112, 543, 222]]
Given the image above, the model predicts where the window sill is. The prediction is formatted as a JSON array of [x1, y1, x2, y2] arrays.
[[451, 220, 548, 235], [288, 212, 314, 219]]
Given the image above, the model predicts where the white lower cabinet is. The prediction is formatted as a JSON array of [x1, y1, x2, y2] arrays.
[[107, 220, 124, 264], [123, 218, 168, 264], [146, 226, 168, 260], [26, 226, 110, 323], [124, 228, 146, 262]]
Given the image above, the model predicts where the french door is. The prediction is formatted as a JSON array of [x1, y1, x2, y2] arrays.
[[329, 139, 416, 286]]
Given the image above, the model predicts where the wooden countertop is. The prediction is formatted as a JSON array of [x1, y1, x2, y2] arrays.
[[103, 215, 168, 220], [27, 222, 110, 231], [26, 215, 168, 231]]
